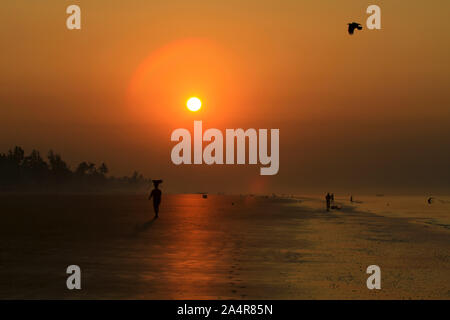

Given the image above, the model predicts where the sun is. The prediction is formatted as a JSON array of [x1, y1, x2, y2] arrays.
[[187, 97, 202, 112]]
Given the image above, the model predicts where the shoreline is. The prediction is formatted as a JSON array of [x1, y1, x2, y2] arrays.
[[0, 194, 448, 299]]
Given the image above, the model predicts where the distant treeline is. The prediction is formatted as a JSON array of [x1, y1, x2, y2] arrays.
[[0, 146, 151, 193]]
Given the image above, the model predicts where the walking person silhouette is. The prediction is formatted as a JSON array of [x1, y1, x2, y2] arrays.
[[325, 193, 331, 211], [149, 180, 162, 218]]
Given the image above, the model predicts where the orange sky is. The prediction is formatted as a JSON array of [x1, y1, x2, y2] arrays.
[[1, 0, 449, 194]]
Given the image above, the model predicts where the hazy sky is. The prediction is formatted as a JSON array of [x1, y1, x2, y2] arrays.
[[1, 0, 449, 194]]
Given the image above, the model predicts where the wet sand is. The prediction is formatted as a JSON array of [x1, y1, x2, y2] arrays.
[[0, 194, 448, 299]]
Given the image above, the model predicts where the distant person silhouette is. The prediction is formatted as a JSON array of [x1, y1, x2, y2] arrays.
[[350, 195, 353, 203], [325, 193, 331, 211], [148, 179, 162, 218], [348, 22, 362, 35], [331, 193, 335, 203]]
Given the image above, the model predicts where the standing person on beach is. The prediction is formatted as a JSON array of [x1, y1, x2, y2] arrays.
[[148, 180, 162, 218], [325, 193, 331, 211]]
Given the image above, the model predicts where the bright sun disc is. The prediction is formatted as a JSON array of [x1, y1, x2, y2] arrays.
[[187, 97, 202, 112]]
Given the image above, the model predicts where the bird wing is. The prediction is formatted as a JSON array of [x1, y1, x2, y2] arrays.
[[348, 25, 354, 34]]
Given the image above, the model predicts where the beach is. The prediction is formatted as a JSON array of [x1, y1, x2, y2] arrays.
[[0, 194, 448, 299]]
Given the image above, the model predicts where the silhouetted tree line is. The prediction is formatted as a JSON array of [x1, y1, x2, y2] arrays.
[[0, 146, 150, 193]]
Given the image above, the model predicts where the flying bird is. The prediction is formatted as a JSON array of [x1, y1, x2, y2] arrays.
[[348, 22, 363, 35]]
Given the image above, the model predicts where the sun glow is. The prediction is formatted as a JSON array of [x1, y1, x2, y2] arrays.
[[187, 97, 202, 112]]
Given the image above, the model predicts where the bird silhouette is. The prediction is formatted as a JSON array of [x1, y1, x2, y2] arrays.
[[348, 22, 363, 35]]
